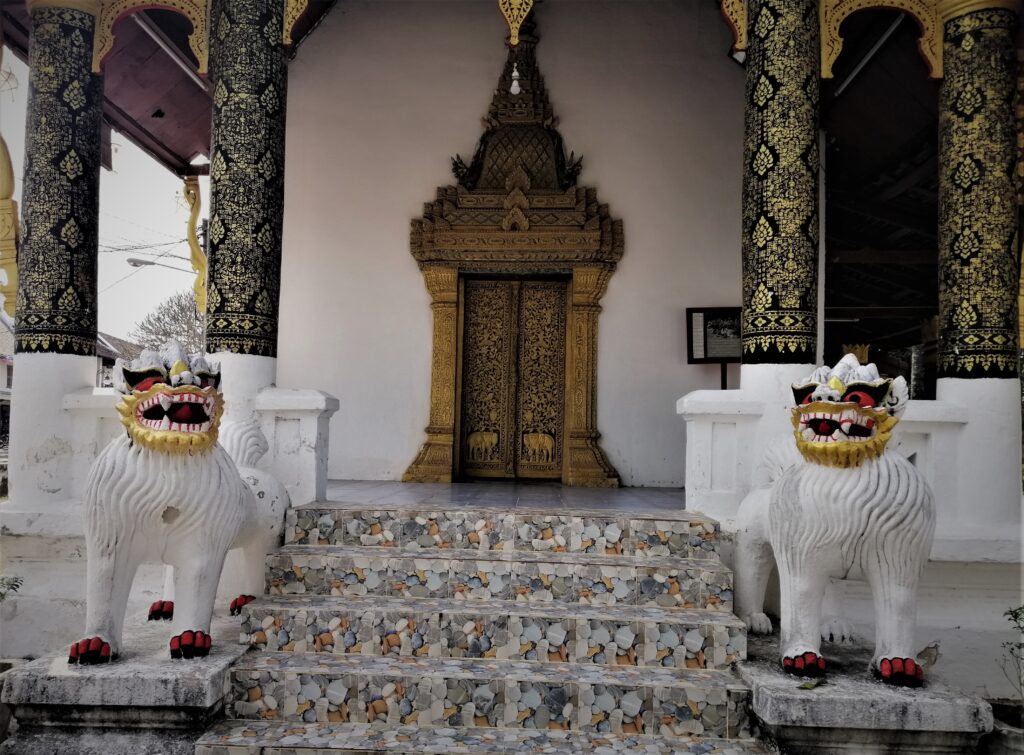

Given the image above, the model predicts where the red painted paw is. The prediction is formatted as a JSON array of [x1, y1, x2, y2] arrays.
[[229, 594, 256, 616], [148, 600, 174, 621], [68, 636, 115, 665], [875, 657, 924, 687], [782, 651, 827, 678], [169, 630, 212, 660]]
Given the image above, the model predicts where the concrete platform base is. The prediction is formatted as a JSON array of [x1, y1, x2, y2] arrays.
[[0, 615, 248, 755], [739, 636, 993, 754]]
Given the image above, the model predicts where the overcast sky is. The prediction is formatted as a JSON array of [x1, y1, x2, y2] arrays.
[[1, 45, 210, 341]]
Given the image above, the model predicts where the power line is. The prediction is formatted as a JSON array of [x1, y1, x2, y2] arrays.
[[99, 238, 187, 253], [99, 245, 190, 294]]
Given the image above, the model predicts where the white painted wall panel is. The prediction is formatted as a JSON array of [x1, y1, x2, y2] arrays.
[[278, 0, 745, 485]]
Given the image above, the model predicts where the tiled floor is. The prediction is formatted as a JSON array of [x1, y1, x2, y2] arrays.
[[318, 480, 687, 515]]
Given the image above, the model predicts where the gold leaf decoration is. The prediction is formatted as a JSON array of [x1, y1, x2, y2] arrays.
[[498, 0, 534, 46], [938, 10, 1018, 378]]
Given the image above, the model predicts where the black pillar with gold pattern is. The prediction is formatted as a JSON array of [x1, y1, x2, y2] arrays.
[[206, 0, 288, 356], [15, 2, 102, 356], [740, 0, 819, 363], [938, 7, 1019, 377]]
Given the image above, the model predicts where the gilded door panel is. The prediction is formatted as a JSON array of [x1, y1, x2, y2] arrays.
[[460, 280, 517, 478], [516, 281, 566, 478]]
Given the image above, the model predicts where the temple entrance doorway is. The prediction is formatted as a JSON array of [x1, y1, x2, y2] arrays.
[[457, 276, 567, 481]]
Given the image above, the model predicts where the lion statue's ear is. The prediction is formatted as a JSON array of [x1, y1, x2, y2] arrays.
[[885, 376, 910, 417]]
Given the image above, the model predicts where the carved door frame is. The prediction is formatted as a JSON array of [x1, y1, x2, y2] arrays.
[[404, 258, 619, 487], [401, 20, 622, 486]]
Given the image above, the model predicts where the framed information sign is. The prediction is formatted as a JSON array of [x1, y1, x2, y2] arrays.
[[686, 307, 741, 388]]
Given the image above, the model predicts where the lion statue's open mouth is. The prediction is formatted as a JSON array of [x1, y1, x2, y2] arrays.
[[789, 360, 906, 469], [114, 343, 223, 454]]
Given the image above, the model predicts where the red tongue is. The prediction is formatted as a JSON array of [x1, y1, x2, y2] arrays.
[[816, 420, 833, 435], [169, 404, 196, 424]]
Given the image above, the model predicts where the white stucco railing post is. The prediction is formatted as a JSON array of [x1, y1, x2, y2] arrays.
[[255, 387, 339, 506]]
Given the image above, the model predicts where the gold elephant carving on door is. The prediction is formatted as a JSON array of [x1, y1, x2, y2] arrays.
[[467, 431, 499, 462], [522, 432, 555, 464]]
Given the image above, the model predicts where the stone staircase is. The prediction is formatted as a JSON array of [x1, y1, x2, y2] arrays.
[[195, 493, 768, 754]]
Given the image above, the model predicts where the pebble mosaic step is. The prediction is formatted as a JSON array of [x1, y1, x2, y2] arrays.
[[266, 546, 733, 612], [196, 721, 770, 754], [226, 653, 752, 740], [240, 595, 746, 669], [285, 506, 720, 559]]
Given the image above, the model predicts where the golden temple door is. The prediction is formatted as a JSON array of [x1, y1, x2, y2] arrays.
[[458, 278, 567, 480]]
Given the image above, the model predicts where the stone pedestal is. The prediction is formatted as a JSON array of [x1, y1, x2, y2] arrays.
[[0, 616, 248, 755], [739, 636, 993, 754]]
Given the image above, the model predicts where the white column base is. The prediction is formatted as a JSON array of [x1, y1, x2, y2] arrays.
[[211, 350, 338, 505], [213, 352, 277, 425]]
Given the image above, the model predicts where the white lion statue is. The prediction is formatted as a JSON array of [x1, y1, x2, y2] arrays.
[[68, 340, 286, 663], [735, 354, 935, 686]]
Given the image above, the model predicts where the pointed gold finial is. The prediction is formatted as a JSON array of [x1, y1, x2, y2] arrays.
[[498, 0, 534, 46]]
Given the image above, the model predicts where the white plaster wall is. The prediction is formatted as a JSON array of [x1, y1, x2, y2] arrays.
[[277, 0, 745, 486]]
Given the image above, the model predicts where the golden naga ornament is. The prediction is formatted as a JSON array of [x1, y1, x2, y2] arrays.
[[498, 0, 534, 45], [183, 177, 207, 314], [0, 31, 18, 319]]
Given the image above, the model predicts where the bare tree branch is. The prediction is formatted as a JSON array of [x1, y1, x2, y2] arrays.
[[128, 290, 205, 354]]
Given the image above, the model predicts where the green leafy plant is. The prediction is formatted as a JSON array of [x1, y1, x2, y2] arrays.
[[0, 576, 22, 603], [1002, 605, 1024, 700]]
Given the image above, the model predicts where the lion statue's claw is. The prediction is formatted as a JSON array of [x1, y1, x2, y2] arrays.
[[782, 650, 826, 678], [744, 612, 773, 635], [229, 594, 256, 616], [69, 636, 115, 664], [148, 600, 174, 621], [820, 616, 854, 645], [874, 656, 924, 687], [169, 630, 212, 660]]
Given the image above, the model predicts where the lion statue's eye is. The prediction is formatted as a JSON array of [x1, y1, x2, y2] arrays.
[[792, 384, 817, 406], [841, 381, 892, 409], [842, 390, 875, 408], [194, 372, 220, 389], [122, 368, 168, 392]]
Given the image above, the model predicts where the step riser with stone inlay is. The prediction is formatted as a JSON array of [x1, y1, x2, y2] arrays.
[[196, 722, 769, 754], [285, 508, 720, 559], [241, 597, 746, 669], [226, 653, 752, 741], [266, 547, 733, 612]]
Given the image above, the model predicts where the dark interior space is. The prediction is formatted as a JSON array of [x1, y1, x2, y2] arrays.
[[822, 9, 940, 397]]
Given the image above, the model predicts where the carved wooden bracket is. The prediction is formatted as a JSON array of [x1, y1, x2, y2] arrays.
[[93, 0, 209, 74], [283, 0, 309, 45], [720, 0, 1021, 80], [821, 0, 942, 78]]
